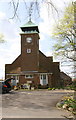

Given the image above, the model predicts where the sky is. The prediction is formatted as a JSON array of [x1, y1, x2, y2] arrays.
[[0, 0, 75, 79]]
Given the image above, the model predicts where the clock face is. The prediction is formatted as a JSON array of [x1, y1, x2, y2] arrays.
[[26, 37, 32, 43]]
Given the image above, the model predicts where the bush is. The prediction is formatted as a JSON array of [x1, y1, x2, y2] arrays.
[[48, 87, 56, 90], [52, 88, 56, 90], [64, 81, 76, 90], [57, 95, 76, 113], [38, 84, 49, 89], [48, 88, 52, 90]]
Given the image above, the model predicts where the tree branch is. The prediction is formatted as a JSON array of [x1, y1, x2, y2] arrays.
[[9, 0, 20, 21]]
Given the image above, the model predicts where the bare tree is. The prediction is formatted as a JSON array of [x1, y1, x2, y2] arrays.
[[9, 0, 58, 22]]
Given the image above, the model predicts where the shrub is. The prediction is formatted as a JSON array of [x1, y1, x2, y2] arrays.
[[48, 87, 56, 90], [38, 84, 49, 89], [57, 95, 76, 113], [48, 88, 52, 90], [64, 81, 76, 90], [52, 88, 56, 90]]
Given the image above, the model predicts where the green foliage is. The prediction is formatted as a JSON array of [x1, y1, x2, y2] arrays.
[[57, 95, 76, 114], [52, 3, 76, 59], [0, 34, 5, 43], [48, 87, 64, 90], [65, 82, 76, 90], [48, 87, 56, 90], [64, 98, 76, 110], [48, 88, 52, 90]]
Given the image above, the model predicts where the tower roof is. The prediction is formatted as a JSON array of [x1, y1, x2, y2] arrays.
[[20, 20, 39, 33], [21, 21, 37, 27]]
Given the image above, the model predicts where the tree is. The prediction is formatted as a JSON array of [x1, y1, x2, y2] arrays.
[[52, 2, 76, 80], [0, 33, 5, 43], [9, 0, 58, 21], [8, 0, 76, 79]]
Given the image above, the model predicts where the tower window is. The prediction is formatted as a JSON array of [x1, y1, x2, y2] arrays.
[[27, 49, 31, 53]]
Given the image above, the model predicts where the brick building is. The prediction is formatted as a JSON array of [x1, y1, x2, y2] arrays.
[[60, 72, 72, 87], [5, 20, 61, 88]]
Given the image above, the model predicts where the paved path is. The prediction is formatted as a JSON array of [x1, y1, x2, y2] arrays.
[[0, 94, 2, 119], [2, 90, 74, 119]]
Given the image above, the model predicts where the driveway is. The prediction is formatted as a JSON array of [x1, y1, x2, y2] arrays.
[[2, 90, 74, 118]]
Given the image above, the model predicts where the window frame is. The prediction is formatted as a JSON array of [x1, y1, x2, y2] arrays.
[[26, 49, 31, 53], [25, 74, 33, 79]]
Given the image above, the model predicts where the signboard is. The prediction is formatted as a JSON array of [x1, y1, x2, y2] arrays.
[[27, 81, 32, 84]]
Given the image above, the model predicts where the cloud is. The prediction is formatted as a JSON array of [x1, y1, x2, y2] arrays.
[[0, 13, 21, 79], [0, 11, 6, 19], [45, 51, 53, 56], [0, 37, 20, 79], [0, 0, 73, 79]]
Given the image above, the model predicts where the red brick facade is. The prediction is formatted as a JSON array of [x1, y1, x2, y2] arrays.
[[5, 21, 61, 88]]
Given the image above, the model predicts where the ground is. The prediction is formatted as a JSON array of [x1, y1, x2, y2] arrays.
[[2, 90, 74, 119]]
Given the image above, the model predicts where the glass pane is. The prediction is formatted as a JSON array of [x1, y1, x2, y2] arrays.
[[27, 49, 31, 53], [43, 75, 46, 79], [26, 75, 29, 78], [43, 79, 46, 85], [25, 74, 33, 78], [30, 75, 33, 78], [40, 75, 42, 79]]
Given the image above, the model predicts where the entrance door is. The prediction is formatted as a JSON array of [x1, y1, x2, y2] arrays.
[[11, 75, 19, 86], [40, 74, 48, 85]]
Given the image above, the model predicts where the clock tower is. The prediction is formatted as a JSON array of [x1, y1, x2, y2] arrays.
[[20, 20, 40, 72], [5, 20, 61, 87]]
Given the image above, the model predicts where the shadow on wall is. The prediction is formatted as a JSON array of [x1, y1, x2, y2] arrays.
[[60, 72, 72, 87]]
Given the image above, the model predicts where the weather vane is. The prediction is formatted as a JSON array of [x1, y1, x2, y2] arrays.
[[29, 3, 33, 21], [29, 10, 32, 21]]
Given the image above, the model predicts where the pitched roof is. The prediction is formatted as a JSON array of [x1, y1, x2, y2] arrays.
[[21, 20, 38, 28], [20, 20, 39, 33]]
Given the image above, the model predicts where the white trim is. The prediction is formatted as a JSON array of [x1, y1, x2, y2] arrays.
[[22, 71, 38, 74], [6, 74, 20, 75], [20, 31, 38, 34], [6, 72, 53, 75], [39, 73, 53, 75]]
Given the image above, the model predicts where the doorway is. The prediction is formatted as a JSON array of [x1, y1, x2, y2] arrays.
[[40, 74, 48, 85]]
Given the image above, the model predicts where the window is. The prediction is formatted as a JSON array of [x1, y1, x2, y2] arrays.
[[27, 49, 31, 53], [25, 74, 33, 79], [40, 74, 48, 85], [11, 75, 19, 84]]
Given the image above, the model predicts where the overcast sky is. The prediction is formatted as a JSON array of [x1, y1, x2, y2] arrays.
[[0, 0, 75, 79]]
